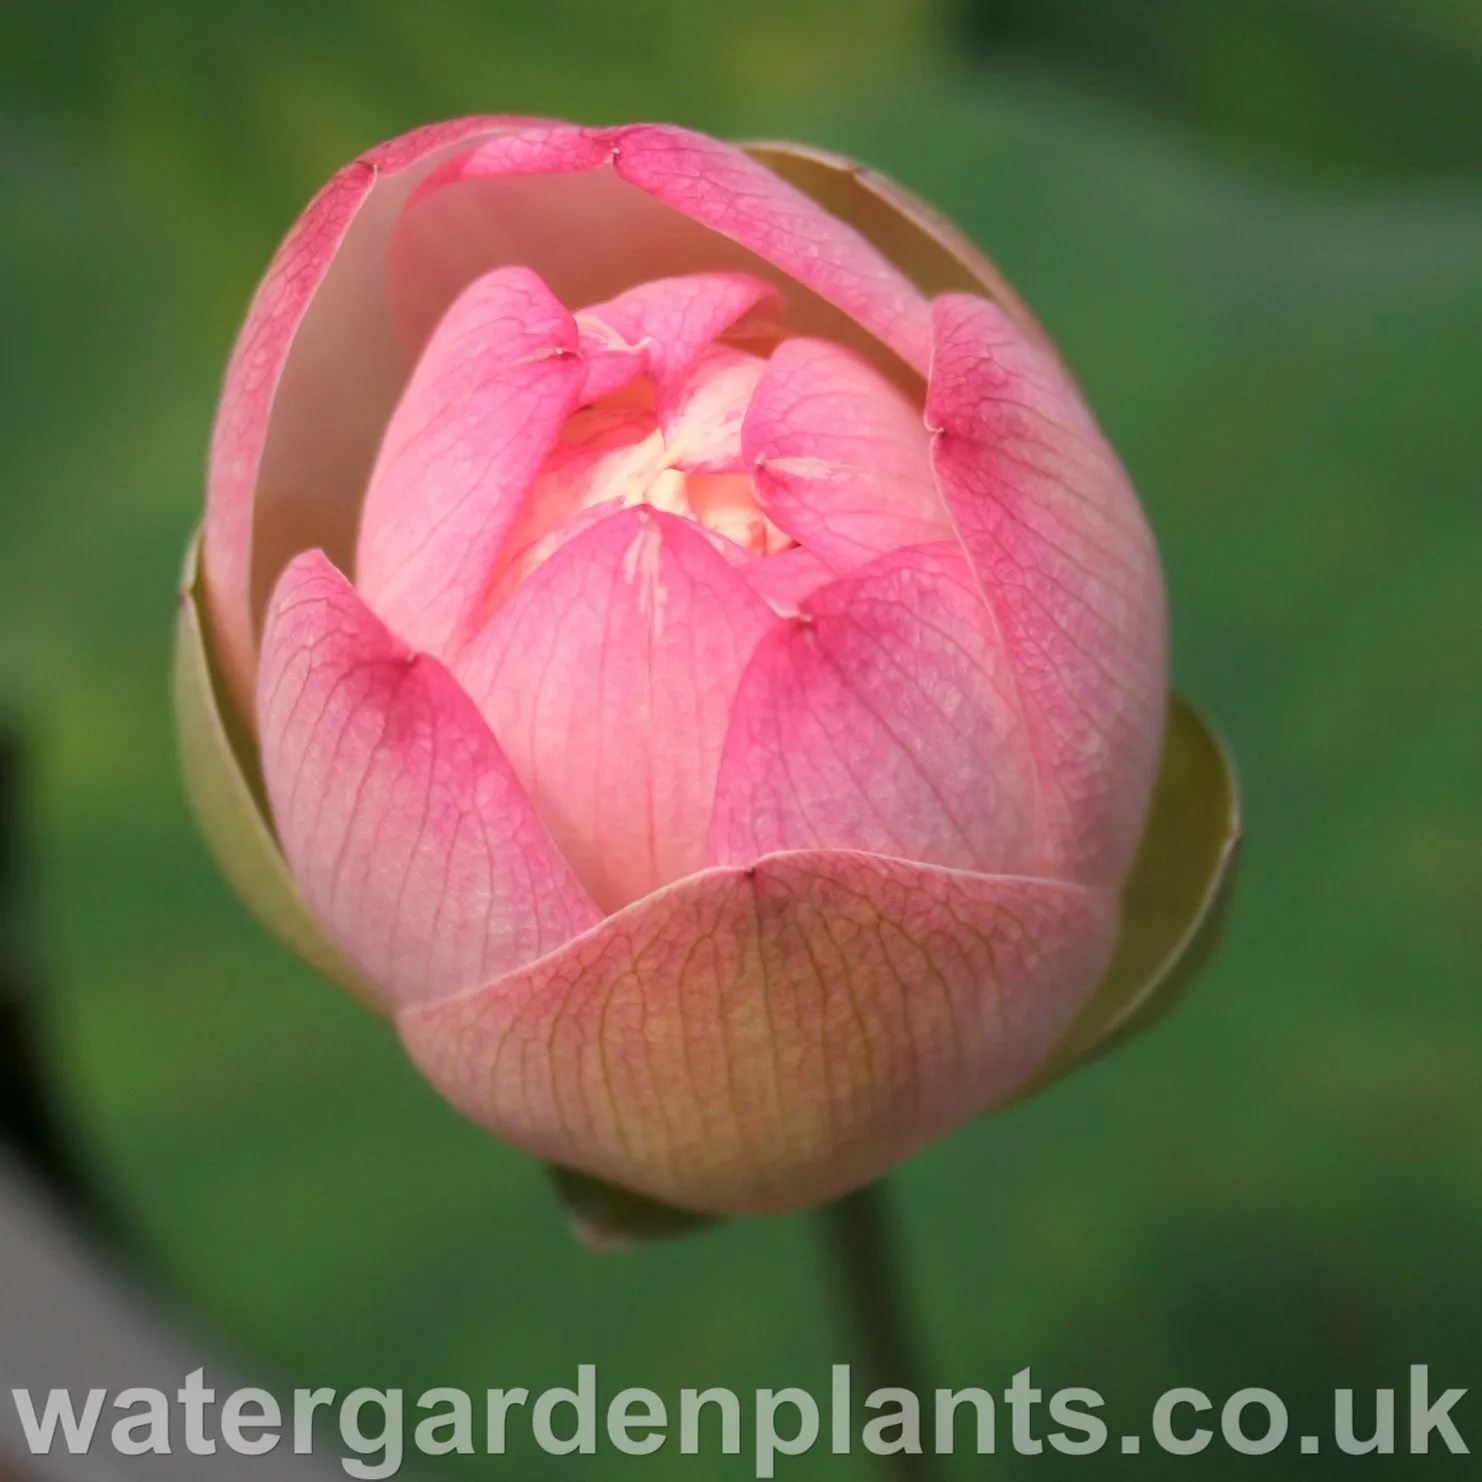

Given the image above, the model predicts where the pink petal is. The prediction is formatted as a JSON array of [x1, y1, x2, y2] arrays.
[[927, 294, 1168, 886], [204, 115, 543, 717], [740, 546, 836, 615], [743, 336, 952, 569], [609, 126, 932, 375], [575, 271, 783, 403], [397, 851, 1116, 1214], [743, 140, 1056, 354], [708, 543, 1036, 875], [354, 266, 585, 663], [256, 551, 599, 1012], [427, 122, 615, 179], [388, 124, 931, 395], [387, 126, 618, 356], [453, 508, 780, 913]]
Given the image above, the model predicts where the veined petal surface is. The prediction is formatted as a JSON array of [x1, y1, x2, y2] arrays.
[[398, 852, 1117, 1214], [455, 509, 781, 912], [710, 543, 1035, 874], [928, 293, 1167, 885], [257, 550, 600, 1011], [354, 266, 585, 661], [745, 336, 951, 569]]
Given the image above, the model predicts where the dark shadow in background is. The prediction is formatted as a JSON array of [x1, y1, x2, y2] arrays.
[[0, 722, 104, 1224]]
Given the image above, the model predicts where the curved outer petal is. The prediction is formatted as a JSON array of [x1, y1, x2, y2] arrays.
[[203, 114, 544, 718], [454, 508, 780, 913], [388, 123, 931, 392], [387, 125, 621, 355], [173, 532, 367, 1001], [709, 543, 1035, 875], [256, 550, 600, 1012], [354, 265, 585, 661], [927, 293, 1167, 887], [607, 127, 932, 374], [576, 271, 783, 404], [743, 141, 1053, 354], [743, 336, 952, 569], [397, 851, 1117, 1215]]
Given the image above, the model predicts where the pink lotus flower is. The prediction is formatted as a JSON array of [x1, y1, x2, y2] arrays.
[[175, 118, 1239, 1218]]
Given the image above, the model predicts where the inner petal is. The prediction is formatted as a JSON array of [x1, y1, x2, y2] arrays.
[[574, 271, 783, 403], [353, 264, 584, 663], [492, 340, 793, 601], [453, 508, 781, 912], [743, 336, 951, 573]]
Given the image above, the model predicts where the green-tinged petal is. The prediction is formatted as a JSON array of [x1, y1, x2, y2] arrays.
[[172, 531, 371, 1005], [548, 1166, 718, 1251], [399, 853, 1115, 1215], [1028, 693, 1241, 1088]]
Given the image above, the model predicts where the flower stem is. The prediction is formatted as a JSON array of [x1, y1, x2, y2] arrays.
[[820, 1181, 939, 1481]]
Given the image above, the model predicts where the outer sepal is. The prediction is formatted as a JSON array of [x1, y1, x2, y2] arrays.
[[548, 1166, 718, 1252], [172, 531, 371, 1005], [1028, 693, 1241, 1089]]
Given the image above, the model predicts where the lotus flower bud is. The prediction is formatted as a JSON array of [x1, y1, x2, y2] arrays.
[[175, 119, 1238, 1217]]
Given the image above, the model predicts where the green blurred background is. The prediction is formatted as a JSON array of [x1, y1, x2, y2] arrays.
[[3, 0, 1480, 1475]]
